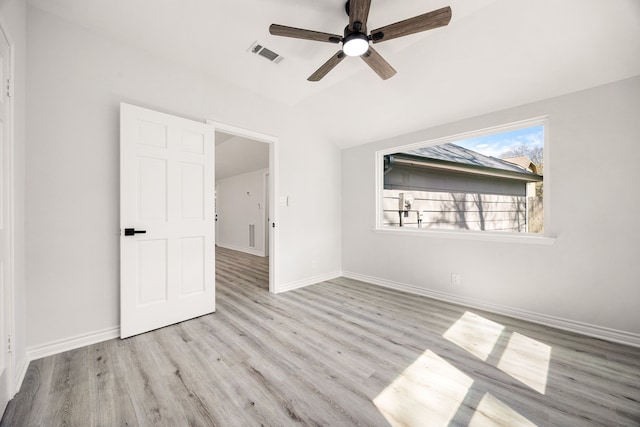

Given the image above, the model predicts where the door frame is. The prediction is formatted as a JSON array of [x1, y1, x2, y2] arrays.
[[0, 14, 16, 400], [207, 120, 279, 294], [263, 171, 269, 257]]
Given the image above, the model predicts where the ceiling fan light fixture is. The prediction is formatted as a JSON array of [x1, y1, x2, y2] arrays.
[[342, 33, 369, 56], [269, 2, 453, 81]]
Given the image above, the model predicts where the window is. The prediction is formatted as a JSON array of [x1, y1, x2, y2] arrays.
[[376, 118, 548, 239]]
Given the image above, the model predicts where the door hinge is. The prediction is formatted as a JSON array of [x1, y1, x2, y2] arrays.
[[7, 334, 13, 353], [6, 78, 12, 98]]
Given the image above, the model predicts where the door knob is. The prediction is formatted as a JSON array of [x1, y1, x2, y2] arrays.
[[124, 228, 146, 236]]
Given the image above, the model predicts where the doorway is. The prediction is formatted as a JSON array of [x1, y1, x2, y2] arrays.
[[210, 122, 278, 293]]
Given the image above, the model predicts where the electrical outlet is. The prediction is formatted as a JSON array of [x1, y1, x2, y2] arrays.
[[451, 273, 461, 285]]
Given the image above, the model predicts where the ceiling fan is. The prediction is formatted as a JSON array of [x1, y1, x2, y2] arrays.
[[269, 0, 452, 81]]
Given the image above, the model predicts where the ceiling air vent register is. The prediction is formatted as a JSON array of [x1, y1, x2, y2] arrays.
[[248, 42, 284, 64]]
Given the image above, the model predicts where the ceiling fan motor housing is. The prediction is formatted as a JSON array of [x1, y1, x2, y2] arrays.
[[342, 25, 369, 56]]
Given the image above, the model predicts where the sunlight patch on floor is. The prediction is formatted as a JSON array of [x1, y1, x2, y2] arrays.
[[443, 311, 505, 361], [373, 349, 474, 427], [497, 332, 551, 394], [469, 393, 538, 427]]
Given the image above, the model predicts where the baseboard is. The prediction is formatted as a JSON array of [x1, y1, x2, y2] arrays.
[[343, 271, 640, 348], [276, 271, 343, 294], [26, 326, 120, 362], [13, 353, 29, 395], [216, 243, 265, 257]]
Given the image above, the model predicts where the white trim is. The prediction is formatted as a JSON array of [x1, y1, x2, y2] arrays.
[[207, 120, 279, 294], [343, 271, 640, 349], [262, 171, 269, 257], [275, 271, 342, 294], [0, 14, 16, 399], [207, 121, 278, 144], [374, 227, 555, 245], [216, 242, 264, 257], [375, 116, 552, 242], [26, 327, 120, 362], [542, 118, 552, 235], [13, 354, 27, 395]]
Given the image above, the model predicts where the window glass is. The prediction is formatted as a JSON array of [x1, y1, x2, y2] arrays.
[[381, 124, 544, 234]]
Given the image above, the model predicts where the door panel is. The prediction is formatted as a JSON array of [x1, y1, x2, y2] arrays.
[[181, 163, 204, 219], [120, 103, 215, 339], [180, 237, 205, 295], [138, 157, 168, 220], [137, 239, 168, 305]]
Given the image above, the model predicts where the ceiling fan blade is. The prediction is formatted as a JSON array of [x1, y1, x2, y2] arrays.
[[308, 51, 347, 81], [370, 6, 452, 44], [348, 0, 372, 31], [269, 24, 341, 44], [360, 47, 397, 80]]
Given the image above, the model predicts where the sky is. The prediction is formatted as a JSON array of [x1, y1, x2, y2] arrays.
[[455, 125, 544, 158]]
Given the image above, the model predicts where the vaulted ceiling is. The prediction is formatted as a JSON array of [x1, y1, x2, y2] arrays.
[[27, 0, 640, 148], [215, 132, 269, 180]]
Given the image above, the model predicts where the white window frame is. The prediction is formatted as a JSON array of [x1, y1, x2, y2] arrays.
[[374, 117, 555, 245]]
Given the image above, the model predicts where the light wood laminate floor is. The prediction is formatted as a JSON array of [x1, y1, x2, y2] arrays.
[[2, 247, 640, 426]]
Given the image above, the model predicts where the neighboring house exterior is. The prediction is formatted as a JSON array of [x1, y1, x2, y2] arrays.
[[383, 143, 543, 232]]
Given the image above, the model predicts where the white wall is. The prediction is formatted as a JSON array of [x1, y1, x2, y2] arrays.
[[277, 117, 343, 292], [216, 168, 268, 256], [26, 7, 342, 348], [342, 76, 640, 342], [0, 0, 27, 390]]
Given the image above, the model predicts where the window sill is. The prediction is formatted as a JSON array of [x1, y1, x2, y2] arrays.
[[374, 227, 556, 245]]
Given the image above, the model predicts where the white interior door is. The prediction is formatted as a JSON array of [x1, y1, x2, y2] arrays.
[[0, 24, 12, 415], [120, 103, 215, 339]]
